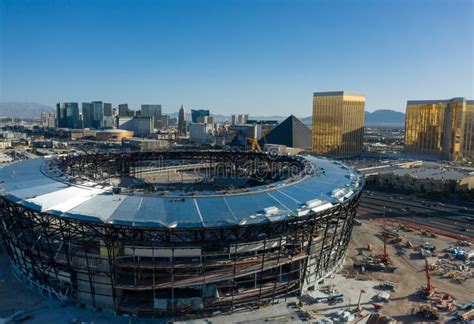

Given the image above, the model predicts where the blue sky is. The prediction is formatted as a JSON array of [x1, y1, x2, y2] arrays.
[[1, 0, 473, 116]]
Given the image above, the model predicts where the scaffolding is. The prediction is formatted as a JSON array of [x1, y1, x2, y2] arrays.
[[0, 192, 360, 316], [0, 150, 363, 316]]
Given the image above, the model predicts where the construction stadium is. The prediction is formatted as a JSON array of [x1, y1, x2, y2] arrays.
[[0, 150, 363, 316]]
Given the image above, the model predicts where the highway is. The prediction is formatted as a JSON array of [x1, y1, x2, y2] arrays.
[[359, 190, 474, 238]]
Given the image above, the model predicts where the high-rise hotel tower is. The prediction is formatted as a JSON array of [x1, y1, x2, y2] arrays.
[[404, 97, 474, 161], [312, 91, 365, 157]]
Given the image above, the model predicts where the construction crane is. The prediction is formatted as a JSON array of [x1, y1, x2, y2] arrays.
[[248, 137, 261, 151], [246, 129, 268, 152]]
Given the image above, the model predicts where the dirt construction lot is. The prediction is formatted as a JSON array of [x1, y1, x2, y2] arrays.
[[301, 214, 473, 323]]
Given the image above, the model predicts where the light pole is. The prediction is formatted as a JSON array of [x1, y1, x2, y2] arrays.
[[355, 289, 366, 312]]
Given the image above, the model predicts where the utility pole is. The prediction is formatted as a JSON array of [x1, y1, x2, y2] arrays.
[[382, 210, 388, 263], [355, 289, 366, 312], [425, 259, 433, 297]]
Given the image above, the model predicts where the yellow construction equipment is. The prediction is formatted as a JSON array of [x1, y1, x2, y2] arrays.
[[447, 272, 460, 278], [246, 129, 268, 152], [417, 305, 439, 320], [250, 137, 261, 151]]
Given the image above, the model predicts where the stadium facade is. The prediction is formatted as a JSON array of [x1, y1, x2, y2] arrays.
[[0, 150, 363, 316]]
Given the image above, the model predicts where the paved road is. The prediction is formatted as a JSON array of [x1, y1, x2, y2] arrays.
[[359, 190, 474, 238]]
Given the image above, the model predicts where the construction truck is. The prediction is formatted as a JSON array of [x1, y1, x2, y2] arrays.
[[417, 305, 439, 320], [354, 259, 396, 273], [379, 281, 396, 291], [327, 293, 344, 304], [376, 292, 390, 302], [383, 229, 401, 238], [392, 237, 403, 244]]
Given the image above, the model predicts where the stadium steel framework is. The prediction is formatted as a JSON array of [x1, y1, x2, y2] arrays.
[[0, 150, 363, 316]]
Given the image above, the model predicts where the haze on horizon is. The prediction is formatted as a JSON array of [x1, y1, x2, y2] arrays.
[[0, 0, 473, 116]]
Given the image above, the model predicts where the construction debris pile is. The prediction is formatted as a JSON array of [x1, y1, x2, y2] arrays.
[[415, 305, 440, 320], [354, 222, 399, 273], [299, 276, 407, 324], [354, 257, 397, 273], [304, 284, 344, 305], [429, 259, 473, 284], [456, 300, 474, 322]]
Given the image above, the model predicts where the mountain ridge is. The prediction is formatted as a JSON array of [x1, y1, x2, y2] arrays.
[[0, 102, 405, 126]]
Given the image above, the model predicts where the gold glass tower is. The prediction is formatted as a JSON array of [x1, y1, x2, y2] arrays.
[[463, 100, 474, 160], [404, 98, 474, 161], [312, 91, 365, 157]]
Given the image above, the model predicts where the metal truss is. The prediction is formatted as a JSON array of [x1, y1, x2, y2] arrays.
[[0, 151, 362, 317]]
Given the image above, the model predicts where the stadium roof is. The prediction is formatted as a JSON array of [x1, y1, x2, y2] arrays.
[[0, 155, 362, 228]]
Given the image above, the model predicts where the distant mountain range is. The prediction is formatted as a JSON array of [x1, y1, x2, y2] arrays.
[[180, 110, 406, 127], [300, 110, 405, 127], [364, 109, 406, 126], [0, 102, 52, 118], [169, 112, 287, 123], [0, 102, 406, 127]]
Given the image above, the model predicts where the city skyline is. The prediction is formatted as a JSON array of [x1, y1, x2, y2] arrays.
[[1, 0, 473, 115], [0, 0, 473, 320]]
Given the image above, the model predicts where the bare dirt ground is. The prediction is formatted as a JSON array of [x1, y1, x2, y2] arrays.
[[301, 213, 473, 323]]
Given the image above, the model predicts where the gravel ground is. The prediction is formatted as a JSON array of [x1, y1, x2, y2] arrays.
[[299, 215, 473, 323]]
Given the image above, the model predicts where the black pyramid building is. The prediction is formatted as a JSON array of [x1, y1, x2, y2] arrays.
[[264, 115, 312, 149]]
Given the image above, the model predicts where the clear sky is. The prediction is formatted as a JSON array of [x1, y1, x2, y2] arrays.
[[1, 0, 473, 116]]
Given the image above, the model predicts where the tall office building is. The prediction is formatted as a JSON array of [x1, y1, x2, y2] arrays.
[[231, 113, 249, 125], [82, 103, 93, 128], [312, 91, 365, 157], [141, 104, 162, 129], [40, 112, 48, 125], [41, 109, 56, 128], [464, 101, 474, 159], [83, 101, 113, 129], [404, 97, 474, 161], [103, 103, 114, 128], [161, 114, 170, 127], [191, 109, 210, 123], [104, 103, 112, 117], [56, 102, 80, 129], [118, 104, 133, 117], [178, 105, 187, 135], [91, 101, 104, 129]]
